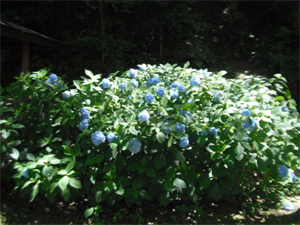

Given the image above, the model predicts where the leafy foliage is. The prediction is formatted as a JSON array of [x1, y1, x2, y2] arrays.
[[1, 63, 299, 220]]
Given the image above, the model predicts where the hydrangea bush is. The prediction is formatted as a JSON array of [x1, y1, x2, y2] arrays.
[[1, 63, 299, 219]]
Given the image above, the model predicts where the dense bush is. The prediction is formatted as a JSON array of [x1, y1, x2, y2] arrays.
[[1, 63, 299, 220]]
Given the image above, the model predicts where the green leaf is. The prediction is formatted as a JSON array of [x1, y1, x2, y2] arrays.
[[252, 141, 259, 151], [50, 158, 60, 165], [197, 136, 207, 147], [62, 188, 70, 201], [127, 114, 136, 124], [211, 184, 222, 201], [66, 158, 75, 173], [132, 190, 139, 199], [158, 191, 170, 206], [172, 148, 185, 162], [167, 136, 173, 148], [95, 191, 102, 202], [26, 153, 35, 161], [173, 178, 186, 192], [30, 183, 39, 202], [42, 165, 54, 179], [11, 124, 25, 129], [132, 176, 145, 189], [0, 120, 8, 124], [275, 96, 285, 102], [129, 126, 139, 135], [200, 178, 211, 190], [163, 180, 174, 191], [183, 61, 190, 69], [154, 154, 166, 169], [69, 177, 82, 189], [9, 148, 19, 160], [59, 176, 70, 191], [234, 143, 244, 161], [84, 207, 94, 218], [145, 167, 156, 178], [257, 156, 268, 172], [85, 69, 94, 78], [218, 70, 227, 76], [1, 130, 11, 139], [166, 167, 175, 179], [156, 131, 165, 144]]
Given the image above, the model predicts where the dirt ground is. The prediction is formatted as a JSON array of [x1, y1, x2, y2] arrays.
[[1, 179, 299, 225]]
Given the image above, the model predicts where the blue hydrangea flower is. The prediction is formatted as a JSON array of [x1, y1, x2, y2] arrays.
[[49, 73, 58, 84], [91, 131, 106, 146], [128, 138, 141, 154], [131, 79, 138, 88], [202, 130, 208, 136], [210, 127, 218, 136], [23, 168, 29, 178], [78, 119, 89, 131], [80, 108, 90, 120], [281, 107, 288, 112], [156, 87, 165, 97], [190, 77, 200, 86], [153, 76, 161, 85], [241, 109, 251, 117], [146, 78, 154, 86], [187, 99, 194, 104], [171, 91, 179, 99], [291, 172, 297, 183], [102, 78, 110, 88], [127, 95, 131, 100], [129, 68, 137, 78], [213, 94, 220, 103], [284, 201, 295, 211], [179, 137, 189, 148], [139, 65, 146, 71], [262, 104, 267, 110], [171, 82, 179, 89], [180, 110, 192, 117], [161, 122, 172, 134], [120, 83, 126, 90], [277, 165, 289, 178], [200, 69, 208, 76], [62, 92, 69, 99], [243, 119, 256, 131], [178, 84, 185, 92], [176, 122, 185, 133], [138, 110, 150, 121], [106, 132, 117, 143], [145, 94, 155, 103]]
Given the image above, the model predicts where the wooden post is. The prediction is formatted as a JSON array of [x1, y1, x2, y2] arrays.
[[22, 41, 30, 73]]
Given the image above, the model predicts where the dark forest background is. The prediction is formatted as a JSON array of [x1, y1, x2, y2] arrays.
[[1, 1, 299, 104]]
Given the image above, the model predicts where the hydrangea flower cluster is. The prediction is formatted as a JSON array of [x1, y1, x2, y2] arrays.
[[176, 122, 185, 133], [179, 137, 189, 148], [23, 168, 29, 178], [284, 201, 295, 211], [120, 83, 126, 90], [91, 131, 106, 146], [49, 73, 58, 84], [62, 91, 70, 99], [138, 110, 150, 121], [131, 79, 138, 88], [242, 109, 251, 117], [281, 107, 288, 112], [186, 99, 194, 104], [190, 77, 200, 86], [153, 76, 161, 85], [79, 108, 90, 131], [145, 94, 155, 103], [156, 87, 165, 97], [161, 122, 172, 134], [79, 119, 89, 131], [277, 165, 289, 178], [171, 90, 179, 99], [178, 84, 185, 92], [243, 119, 256, 131], [210, 127, 218, 136], [102, 78, 110, 89], [146, 78, 154, 87], [213, 94, 220, 103], [128, 138, 141, 154], [171, 82, 179, 89], [106, 132, 117, 143], [129, 68, 137, 78]]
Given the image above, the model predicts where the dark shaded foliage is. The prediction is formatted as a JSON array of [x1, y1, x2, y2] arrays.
[[1, 1, 298, 105]]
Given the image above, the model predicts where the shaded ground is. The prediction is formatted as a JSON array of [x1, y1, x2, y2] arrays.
[[1, 180, 299, 225]]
